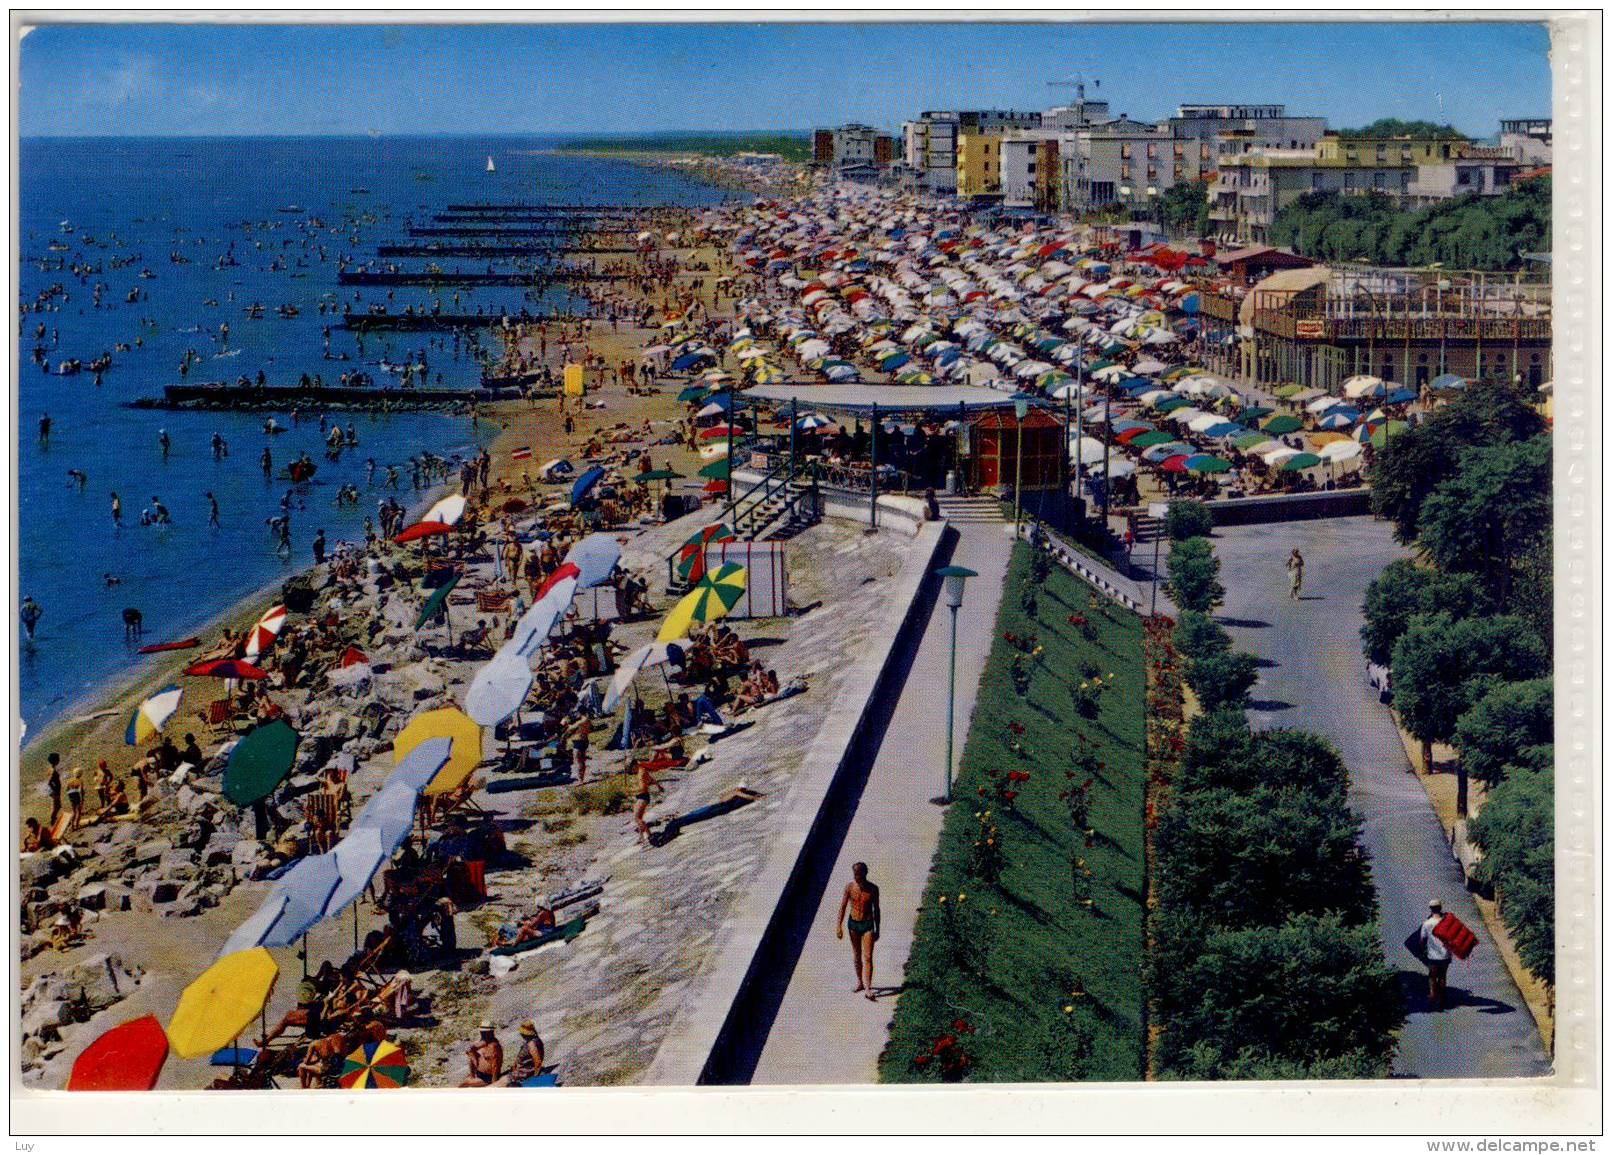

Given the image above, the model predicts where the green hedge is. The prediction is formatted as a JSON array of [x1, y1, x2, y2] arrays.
[[880, 544, 1148, 1082]]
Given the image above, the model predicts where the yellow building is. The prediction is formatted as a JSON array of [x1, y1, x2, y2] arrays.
[[956, 130, 1003, 199], [1315, 133, 1471, 167]]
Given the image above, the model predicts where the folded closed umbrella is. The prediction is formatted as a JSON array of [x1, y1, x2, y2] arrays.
[[395, 707, 483, 797], [185, 658, 268, 682], [260, 851, 341, 948], [166, 948, 278, 1060], [464, 649, 534, 727], [223, 719, 300, 807], [126, 685, 182, 746], [69, 1015, 170, 1092]]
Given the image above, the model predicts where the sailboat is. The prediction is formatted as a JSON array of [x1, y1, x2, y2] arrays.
[[486, 155, 496, 174]]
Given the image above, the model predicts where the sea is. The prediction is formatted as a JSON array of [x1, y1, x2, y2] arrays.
[[17, 135, 744, 738]]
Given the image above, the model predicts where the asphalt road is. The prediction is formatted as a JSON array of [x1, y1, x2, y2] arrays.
[[1212, 517, 1550, 1078]]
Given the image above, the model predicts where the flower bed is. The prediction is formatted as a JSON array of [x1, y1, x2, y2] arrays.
[[879, 543, 1148, 1082]]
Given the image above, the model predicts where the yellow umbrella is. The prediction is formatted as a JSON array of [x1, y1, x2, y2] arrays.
[[166, 948, 278, 1060], [1307, 431, 1349, 447], [395, 707, 483, 796], [657, 564, 748, 643]]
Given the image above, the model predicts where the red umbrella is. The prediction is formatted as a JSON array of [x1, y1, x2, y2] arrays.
[[534, 561, 581, 601], [184, 658, 268, 680], [700, 424, 742, 440], [339, 646, 368, 669], [68, 1015, 169, 1091], [704, 480, 729, 495], [394, 521, 453, 545], [1159, 454, 1191, 473]]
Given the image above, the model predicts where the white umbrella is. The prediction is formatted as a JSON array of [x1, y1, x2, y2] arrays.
[[1259, 445, 1301, 465], [1319, 439, 1364, 463], [464, 649, 535, 727], [321, 828, 387, 920], [512, 575, 577, 658], [1341, 374, 1384, 398], [1069, 435, 1106, 462], [422, 493, 468, 526], [602, 641, 687, 714], [218, 891, 289, 960], [1306, 395, 1349, 414]]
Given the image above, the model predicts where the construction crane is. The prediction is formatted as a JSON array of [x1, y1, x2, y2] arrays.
[[1047, 75, 1101, 104]]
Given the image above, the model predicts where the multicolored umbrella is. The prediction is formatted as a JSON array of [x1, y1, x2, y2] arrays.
[[244, 604, 288, 661], [657, 563, 748, 643], [340, 1039, 410, 1089], [126, 685, 182, 745], [69, 1015, 170, 1091], [677, 524, 737, 583], [184, 658, 268, 681], [394, 707, 483, 797], [166, 948, 278, 1060], [223, 718, 300, 807]]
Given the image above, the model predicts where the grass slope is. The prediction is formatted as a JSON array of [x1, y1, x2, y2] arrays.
[[880, 544, 1148, 1082]]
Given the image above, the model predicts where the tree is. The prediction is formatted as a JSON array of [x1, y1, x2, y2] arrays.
[[1368, 378, 1546, 544], [1470, 765, 1554, 984], [1153, 913, 1404, 1077], [1453, 678, 1554, 789], [1390, 613, 1551, 812], [1179, 720, 1349, 801], [1174, 609, 1230, 663], [1181, 707, 1259, 782], [1185, 649, 1259, 713], [1155, 787, 1376, 931], [1337, 119, 1466, 139], [1418, 436, 1552, 605], [1360, 559, 1488, 666], [1158, 180, 1210, 235], [1167, 537, 1223, 613], [1164, 499, 1214, 542]]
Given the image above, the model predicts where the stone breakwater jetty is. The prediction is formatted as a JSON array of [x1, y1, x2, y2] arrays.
[[130, 382, 517, 412]]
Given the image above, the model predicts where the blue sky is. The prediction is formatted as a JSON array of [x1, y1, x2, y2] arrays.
[[19, 20, 1551, 139]]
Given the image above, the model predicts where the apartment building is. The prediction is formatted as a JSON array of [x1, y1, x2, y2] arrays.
[[999, 134, 1062, 211], [1499, 117, 1552, 165], [903, 109, 1039, 193]]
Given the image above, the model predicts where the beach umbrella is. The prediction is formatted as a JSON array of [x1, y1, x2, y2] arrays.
[[259, 852, 341, 948], [322, 827, 388, 921], [1341, 374, 1384, 398], [395, 707, 483, 797], [635, 468, 682, 483], [1370, 420, 1410, 447], [69, 1015, 171, 1092], [1383, 388, 1417, 405], [414, 573, 461, 636], [184, 658, 267, 681], [698, 458, 732, 481], [394, 520, 453, 546], [422, 494, 468, 527], [464, 649, 534, 727], [1320, 439, 1365, 463], [340, 1039, 411, 1090], [657, 563, 748, 643], [218, 891, 290, 960], [1185, 455, 1233, 474], [510, 576, 577, 658], [676, 385, 709, 403], [603, 641, 687, 713], [1431, 373, 1469, 391], [223, 719, 300, 807], [352, 781, 422, 855], [1232, 431, 1273, 451], [1261, 414, 1302, 435], [244, 605, 289, 661], [1155, 396, 1194, 414], [570, 466, 607, 506], [125, 685, 182, 746], [1235, 406, 1273, 423], [677, 524, 737, 584], [166, 948, 278, 1060], [563, 534, 622, 589], [1280, 453, 1324, 471], [796, 413, 834, 431], [387, 736, 452, 793], [1158, 454, 1191, 473], [1317, 411, 1358, 430]]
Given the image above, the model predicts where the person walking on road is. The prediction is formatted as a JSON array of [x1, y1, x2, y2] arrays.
[[836, 862, 881, 1001], [1420, 899, 1452, 1010], [1286, 547, 1305, 600]]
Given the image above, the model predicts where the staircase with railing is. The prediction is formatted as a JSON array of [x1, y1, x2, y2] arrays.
[[663, 455, 823, 592]]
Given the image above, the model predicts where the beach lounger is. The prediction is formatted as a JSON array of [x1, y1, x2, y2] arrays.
[[487, 905, 598, 957]]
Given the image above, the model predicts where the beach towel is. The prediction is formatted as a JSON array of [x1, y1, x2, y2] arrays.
[[487, 909, 594, 957]]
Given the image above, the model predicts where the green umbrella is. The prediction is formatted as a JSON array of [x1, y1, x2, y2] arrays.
[[1087, 358, 1116, 372], [676, 386, 709, 403], [1188, 455, 1233, 473], [1232, 431, 1272, 450], [1272, 384, 1304, 399], [223, 719, 301, 807], [1280, 452, 1323, 471], [1235, 406, 1273, 423], [415, 573, 461, 631], [1130, 430, 1177, 448], [1369, 420, 1409, 448], [1155, 396, 1194, 414], [698, 458, 732, 481], [635, 468, 683, 483], [1261, 414, 1303, 435]]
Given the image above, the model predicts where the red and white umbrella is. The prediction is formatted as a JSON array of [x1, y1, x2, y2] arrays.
[[244, 604, 288, 660]]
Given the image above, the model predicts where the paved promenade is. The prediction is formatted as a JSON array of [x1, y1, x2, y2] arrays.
[[1213, 518, 1551, 1078], [749, 519, 1015, 1084]]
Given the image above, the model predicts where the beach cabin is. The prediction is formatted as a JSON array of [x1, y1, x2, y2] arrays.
[[966, 407, 1063, 492]]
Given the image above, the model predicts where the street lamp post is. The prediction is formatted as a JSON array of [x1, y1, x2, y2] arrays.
[[935, 565, 977, 804], [1012, 394, 1029, 534]]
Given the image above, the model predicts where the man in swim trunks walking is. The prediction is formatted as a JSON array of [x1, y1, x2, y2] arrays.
[[836, 862, 881, 1000]]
